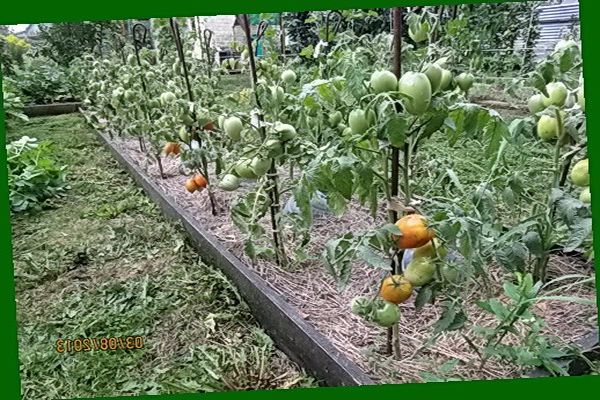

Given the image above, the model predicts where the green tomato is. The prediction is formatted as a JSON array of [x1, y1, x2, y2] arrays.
[[555, 39, 578, 53], [455, 72, 474, 93], [181, 113, 195, 127], [537, 115, 559, 141], [234, 159, 258, 179], [329, 111, 343, 127], [398, 72, 432, 115], [160, 91, 177, 105], [273, 122, 297, 141], [271, 86, 285, 104], [218, 174, 240, 191], [367, 109, 377, 126], [528, 94, 547, 114], [408, 22, 429, 43], [441, 264, 461, 284], [369, 70, 398, 94], [178, 126, 190, 142], [251, 156, 271, 177], [342, 127, 353, 136], [404, 257, 436, 287], [127, 54, 137, 67], [264, 139, 283, 157], [571, 159, 589, 187], [545, 82, 568, 107], [413, 238, 447, 260], [281, 69, 297, 85], [348, 109, 369, 134], [578, 86, 585, 112], [439, 69, 453, 91], [123, 89, 136, 102], [580, 187, 591, 204], [224, 116, 243, 142], [373, 302, 401, 327], [423, 63, 443, 93]]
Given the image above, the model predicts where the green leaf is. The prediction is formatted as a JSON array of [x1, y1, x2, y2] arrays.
[[332, 166, 354, 200], [503, 281, 521, 302], [530, 296, 596, 306], [563, 217, 592, 252], [385, 115, 407, 147], [357, 246, 390, 269], [539, 62, 555, 85], [326, 192, 347, 216], [299, 45, 314, 58], [414, 285, 433, 310], [530, 72, 547, 95], [495, 243, 529, 272], [421, 112, 447, 139], [523, 231, 544, 257]]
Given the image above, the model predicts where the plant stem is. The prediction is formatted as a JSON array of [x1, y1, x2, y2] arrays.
[[241, 13, 287, 268]]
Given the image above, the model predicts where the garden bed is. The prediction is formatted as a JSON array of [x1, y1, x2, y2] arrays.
[[101, 133, 598, 384], [97, 132, 374, 387], [23, 102, 82, 117]]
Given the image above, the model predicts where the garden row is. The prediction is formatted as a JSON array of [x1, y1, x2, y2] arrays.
[[5, 9, 598, 383]]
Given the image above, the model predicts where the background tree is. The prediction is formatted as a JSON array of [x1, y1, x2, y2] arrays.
[[37, 21, 120, 66]]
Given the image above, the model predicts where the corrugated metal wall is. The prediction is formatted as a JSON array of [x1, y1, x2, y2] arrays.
[[534, 0, 580, 59]]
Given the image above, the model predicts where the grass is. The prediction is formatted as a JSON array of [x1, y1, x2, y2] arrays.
[[8, 114, 316, 399]]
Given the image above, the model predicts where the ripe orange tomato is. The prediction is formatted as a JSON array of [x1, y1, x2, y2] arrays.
[[204, 122, 216, 131], [193, 174, 208, 189], [185, 178, 198, 193], [163, 142, 181, 156], [379, 275, 413, 304], [394, 214, 434, 249]]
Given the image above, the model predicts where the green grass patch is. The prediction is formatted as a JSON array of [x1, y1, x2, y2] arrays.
[[9, 114, 316, 399]]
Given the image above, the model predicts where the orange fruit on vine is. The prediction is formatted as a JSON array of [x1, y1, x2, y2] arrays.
[[193, 174, 208, 189], [393, 214, 434, 249], [379, 275, 413, 304], [185, 178, 198, 193], [163, 142, 181, 156]]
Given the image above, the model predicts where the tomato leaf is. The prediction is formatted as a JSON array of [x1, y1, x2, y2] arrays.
[[357, 245, 390, 270], [495, 242, 529, 272], [414, 285, 433, 310], [384, 115, 407, 147]]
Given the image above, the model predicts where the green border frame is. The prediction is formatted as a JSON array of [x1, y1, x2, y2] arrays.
[[1, 1, 599, 399]]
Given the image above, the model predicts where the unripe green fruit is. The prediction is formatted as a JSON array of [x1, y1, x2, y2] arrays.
[[218, 174, 240, 191], [223, 116, 243, 142], [580, 187, 591, 204], [404, 257, 436, 287], [537, 115, 559, 141], [571, 159, 589, 187], [423, 63, 443, 93], [456, 72, 474, 93], [348, 109, 369, 134], [281, 69, 297, 85], [398, 72, 432, 115], [251, 157, 271, 177], [528, 94, 547, 114], [439, 69, 453, 91], [545, 82, 568, 107], [369, 70, 398, 93]]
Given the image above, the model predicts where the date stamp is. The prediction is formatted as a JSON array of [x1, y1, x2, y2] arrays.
[[56, 336, 145, 353]]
